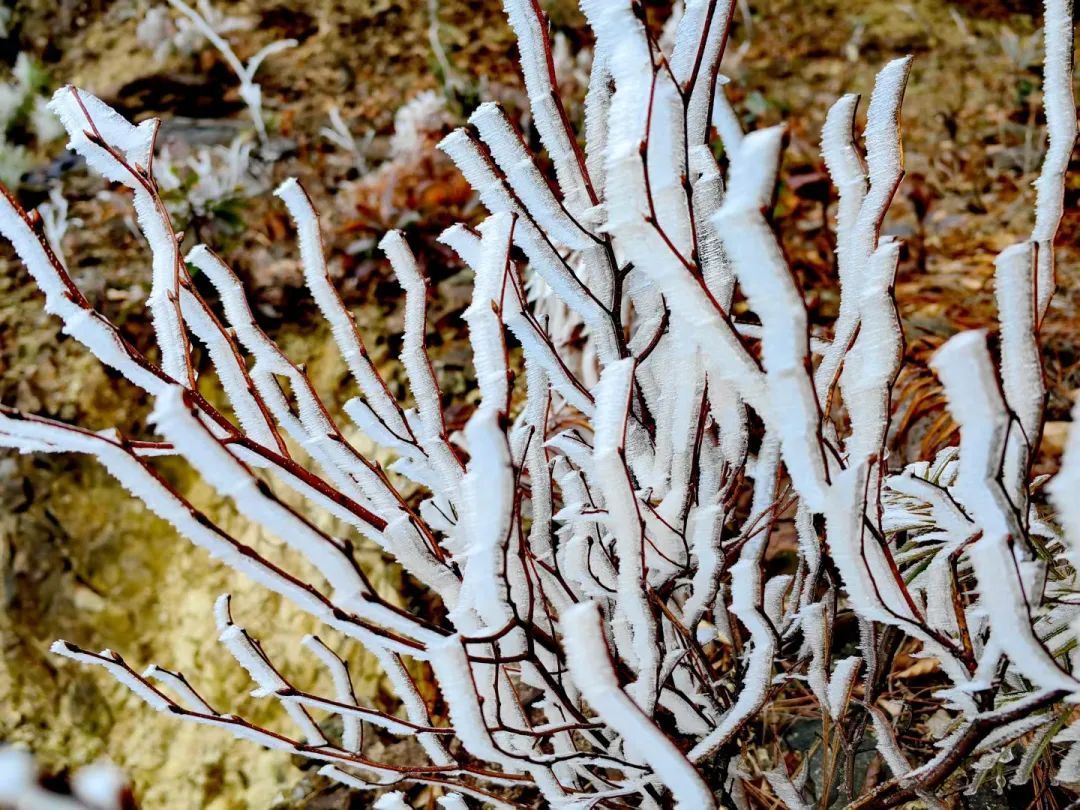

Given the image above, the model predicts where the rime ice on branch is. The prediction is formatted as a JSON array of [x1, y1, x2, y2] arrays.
[[1, 0, 1079, 806]]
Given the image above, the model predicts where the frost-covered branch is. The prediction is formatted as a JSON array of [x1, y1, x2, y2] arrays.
[[2, 0, 1080, 806]]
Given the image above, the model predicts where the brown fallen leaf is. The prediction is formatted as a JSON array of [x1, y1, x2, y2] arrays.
[[893, 656, 941, 680]]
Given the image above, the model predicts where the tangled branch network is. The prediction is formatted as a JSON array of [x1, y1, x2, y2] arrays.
[[1, 0, 1079, 806]]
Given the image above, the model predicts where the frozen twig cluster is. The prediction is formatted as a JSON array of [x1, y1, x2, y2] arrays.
[[153, 135, 268, 224], [1, 0, 1079, 806], [0, 747, 131, 810], [136, 0, 248, 63], [0, 53, 64, 187], [140, 0, 296, 146]]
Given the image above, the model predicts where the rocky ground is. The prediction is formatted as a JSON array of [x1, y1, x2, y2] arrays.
[[0, 0, 1075, 807]]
